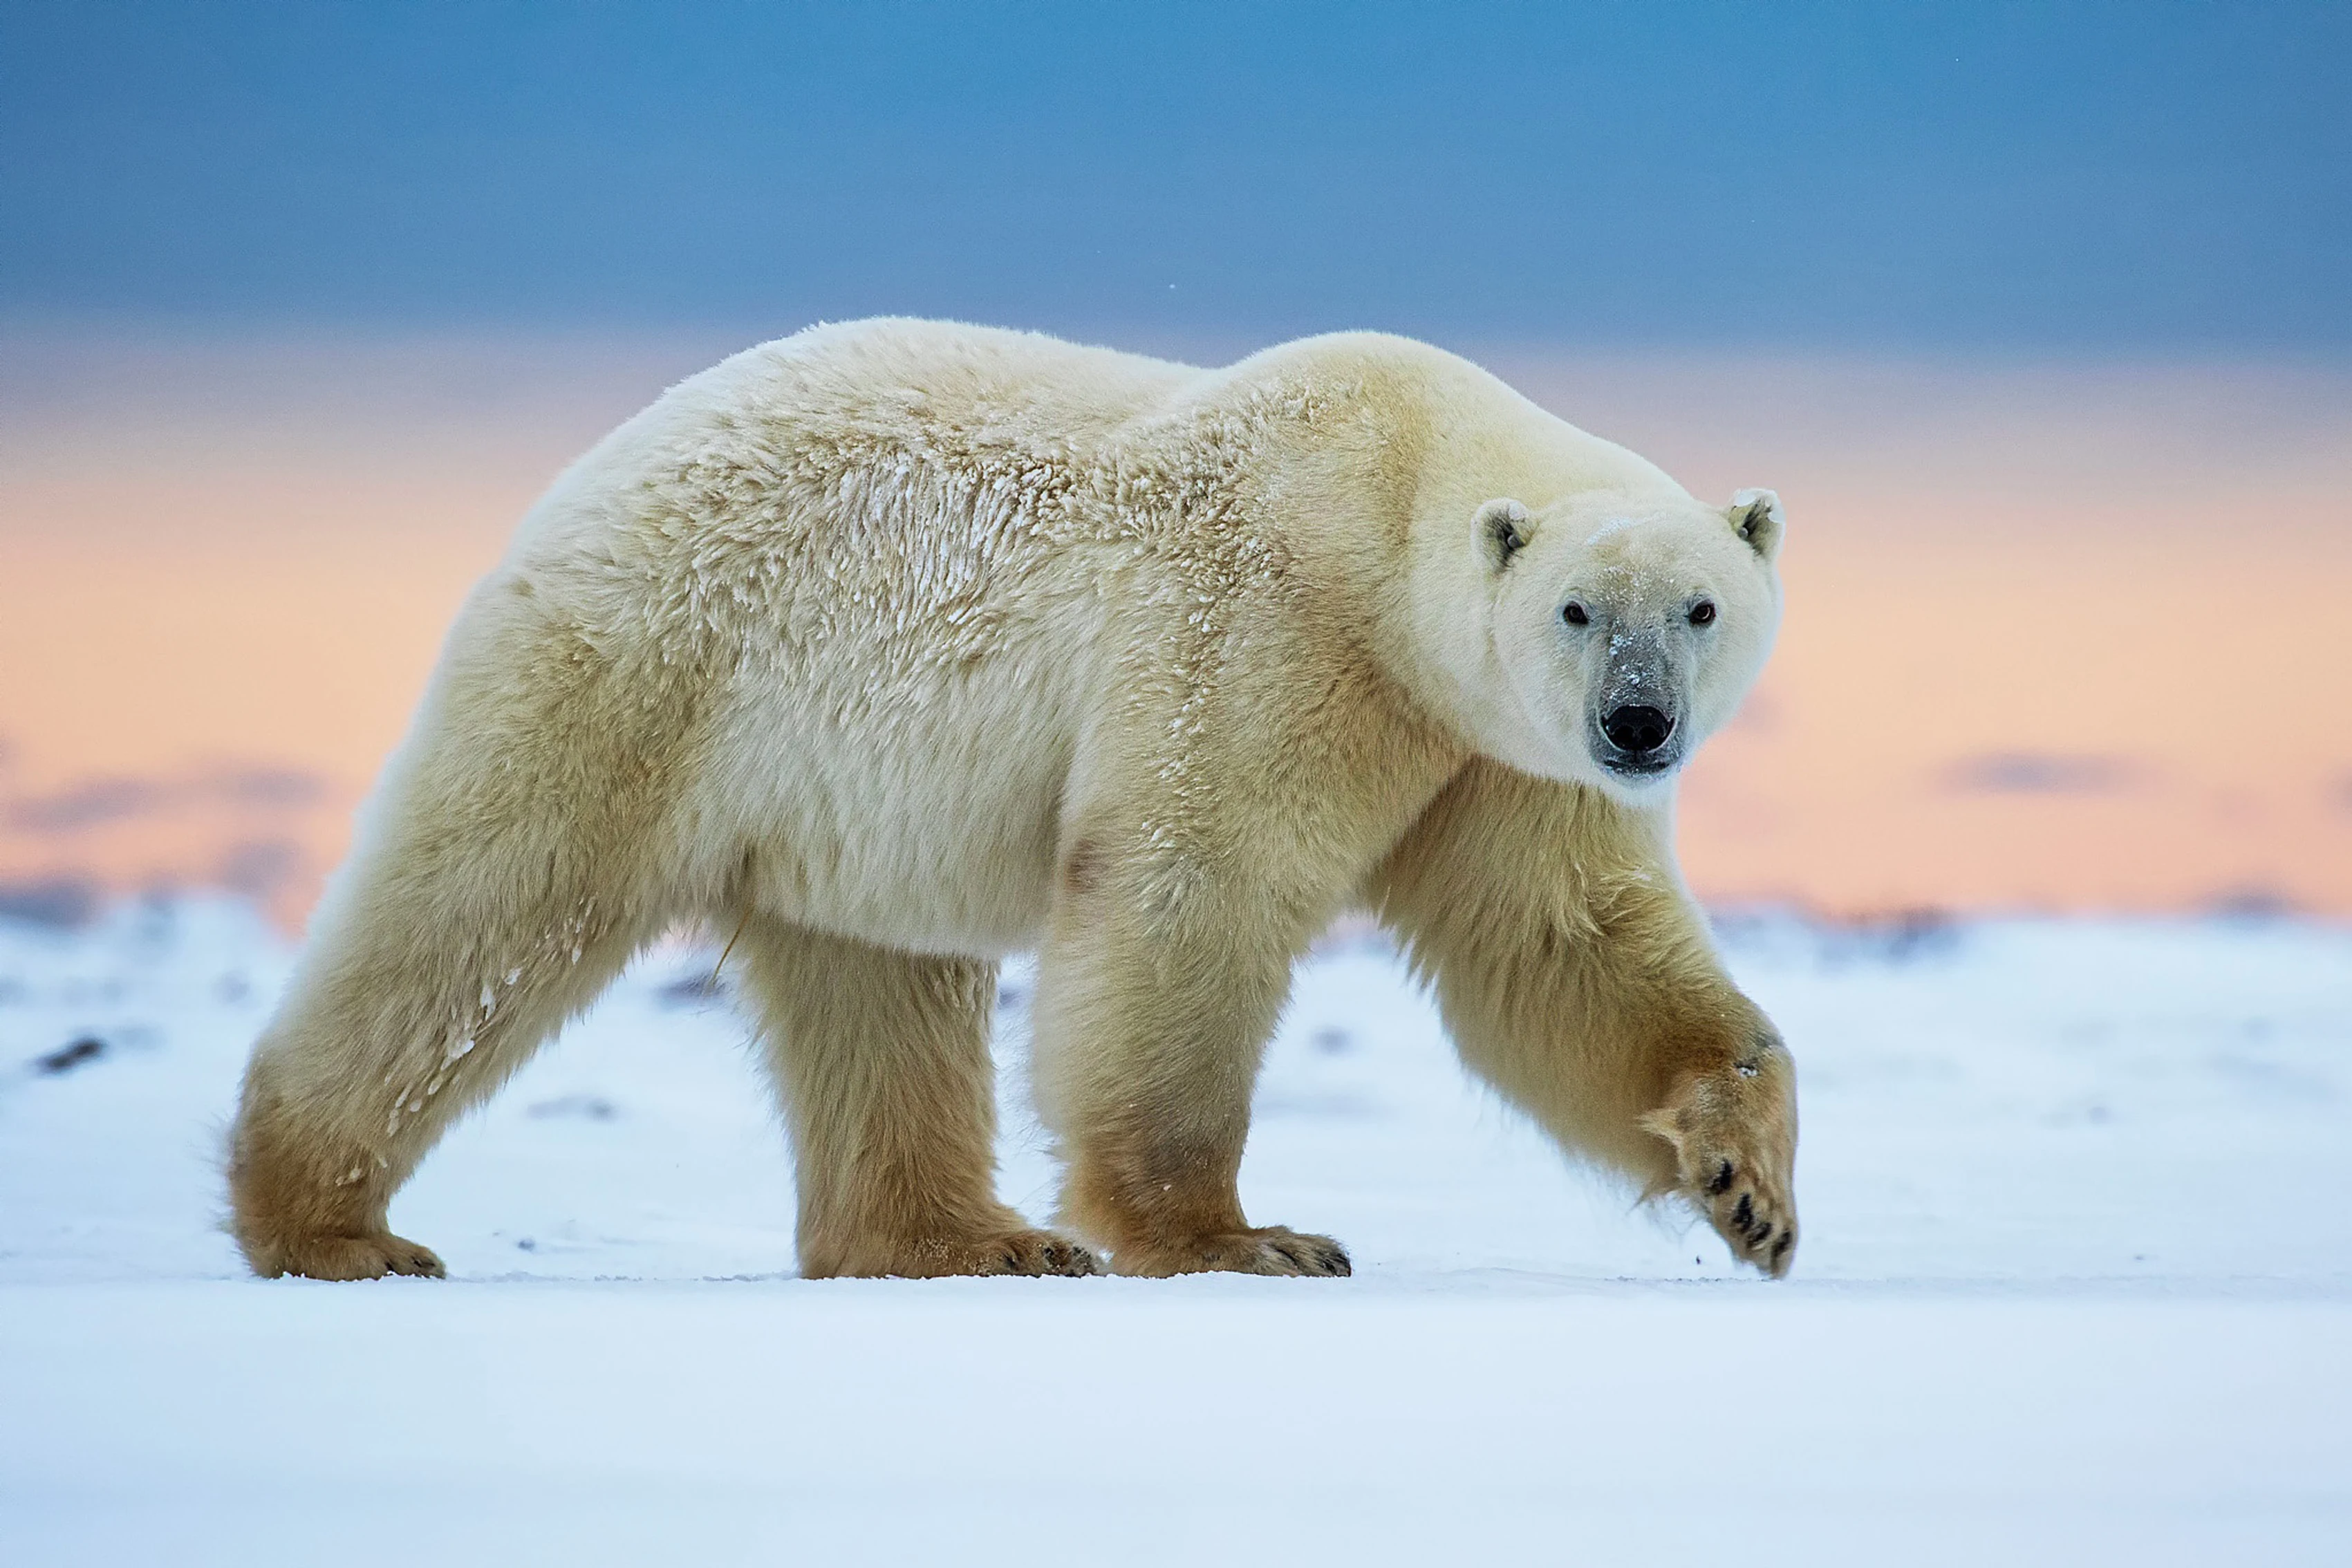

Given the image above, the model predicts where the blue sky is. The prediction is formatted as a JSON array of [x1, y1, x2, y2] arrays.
[[3, 1, 2347, 349]]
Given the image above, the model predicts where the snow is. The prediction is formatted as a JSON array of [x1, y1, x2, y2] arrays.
[[3, 898, 2349, 1563]]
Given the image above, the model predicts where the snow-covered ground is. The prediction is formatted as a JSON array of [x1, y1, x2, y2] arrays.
[[3, 898, 2348, 1564]]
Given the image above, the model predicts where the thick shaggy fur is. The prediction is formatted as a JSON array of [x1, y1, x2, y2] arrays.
[[227, 318, 1799, 1282]]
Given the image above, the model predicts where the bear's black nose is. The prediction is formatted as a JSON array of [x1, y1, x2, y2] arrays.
[[1603, 704, 1674, 755]]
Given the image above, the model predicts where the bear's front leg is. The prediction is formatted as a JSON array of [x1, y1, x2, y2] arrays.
[[1029, 861, 1350, 1278], [1371, 760, 1802, 1276], [1448, 935, 1800, 1277]]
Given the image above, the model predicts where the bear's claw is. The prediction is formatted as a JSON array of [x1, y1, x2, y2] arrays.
[[1704, 1170, 1795, 1278], [980, 1230, 1101, 1277]]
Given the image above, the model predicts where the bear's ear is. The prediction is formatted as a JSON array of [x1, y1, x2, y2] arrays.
[[1475, 498, 1533, 571], [1726, 488, 1785, 563]]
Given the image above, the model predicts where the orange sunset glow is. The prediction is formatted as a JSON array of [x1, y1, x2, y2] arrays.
[[4, 330, 2349, 926]]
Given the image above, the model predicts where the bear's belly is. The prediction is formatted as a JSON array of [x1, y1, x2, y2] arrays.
[[680, 667, 1081, 959]]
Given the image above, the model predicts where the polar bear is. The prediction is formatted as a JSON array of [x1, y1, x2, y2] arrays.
[[227, 318, 1798, 1282]]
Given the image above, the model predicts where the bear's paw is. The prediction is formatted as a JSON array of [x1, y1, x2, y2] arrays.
[[1111, 1225, 1352, 1279], [1640, 1052, 1800, 1278], [248, 1231, 447, 1281], [828, 1228, 1103, 1280]]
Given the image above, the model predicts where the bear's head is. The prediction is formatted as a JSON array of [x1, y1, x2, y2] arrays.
[[1464, 487, 1784, 801]]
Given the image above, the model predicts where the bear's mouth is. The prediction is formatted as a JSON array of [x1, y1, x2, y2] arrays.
[[1599, 753, 1679, 780]]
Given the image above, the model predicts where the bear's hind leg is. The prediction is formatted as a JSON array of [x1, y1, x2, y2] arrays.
[[735, 915, 1098, 1279], [228, 834, 652, 1280]]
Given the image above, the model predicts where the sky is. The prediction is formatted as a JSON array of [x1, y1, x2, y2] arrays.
[[6, 1, 2348, 350], [2, 2, 2349, 924]]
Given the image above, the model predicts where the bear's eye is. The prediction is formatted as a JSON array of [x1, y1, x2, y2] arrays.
[[1562, 603, 1589, 627], [1688, 601, 1717, 627]]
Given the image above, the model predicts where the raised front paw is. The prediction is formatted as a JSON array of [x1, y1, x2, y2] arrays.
[[1641, 1045, 1800, 1278], [1113, 1225, 1352, 1278]]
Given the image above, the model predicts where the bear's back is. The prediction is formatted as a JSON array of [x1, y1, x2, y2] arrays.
[[709, 317, 1204, 460]]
